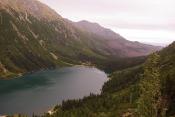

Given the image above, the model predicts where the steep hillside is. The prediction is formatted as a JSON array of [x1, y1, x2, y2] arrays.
[[0, 0, 159, 78], [0, 0, 106, 78], [136, 42, 175, 116], [74, 20, 161, 57], [0, 0, 72, 77], [0, 0, 61, 20], [159, 42, 175, 116]]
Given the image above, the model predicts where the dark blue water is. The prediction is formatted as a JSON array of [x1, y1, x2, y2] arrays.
[[0, 66, 107, 115]]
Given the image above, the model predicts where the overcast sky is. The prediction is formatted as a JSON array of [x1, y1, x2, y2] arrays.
[[39, 0, 175, 46]]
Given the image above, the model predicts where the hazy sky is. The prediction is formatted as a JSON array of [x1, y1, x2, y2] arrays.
[[39, 0, 175, 46]]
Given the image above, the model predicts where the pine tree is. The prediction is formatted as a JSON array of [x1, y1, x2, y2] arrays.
[[137, 53, 162, 117]]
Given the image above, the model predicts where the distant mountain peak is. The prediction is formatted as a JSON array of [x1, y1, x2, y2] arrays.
[[73, 20, 161, 57], [74, 20, 123, 41], [78, 20, 101, 26]]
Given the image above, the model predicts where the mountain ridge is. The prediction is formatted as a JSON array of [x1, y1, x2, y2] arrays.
[[0, 0, 160, 78], [73, 20, 161, 57], [0, 0, 62, 21]]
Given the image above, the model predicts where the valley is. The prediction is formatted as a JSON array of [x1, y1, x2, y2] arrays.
[[0, 0, 174, 117], [0, 0, 159, 79]]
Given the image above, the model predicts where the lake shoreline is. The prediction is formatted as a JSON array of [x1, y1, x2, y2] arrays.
[[0, 66, 108, 116], [0, 61, 99, 80]]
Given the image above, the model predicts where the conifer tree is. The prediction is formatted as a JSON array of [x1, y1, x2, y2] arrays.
[[137, 53, 162, 117]]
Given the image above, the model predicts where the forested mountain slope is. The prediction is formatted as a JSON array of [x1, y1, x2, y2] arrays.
[[0, 0, 160, 78], [40, 42, 175, 117]]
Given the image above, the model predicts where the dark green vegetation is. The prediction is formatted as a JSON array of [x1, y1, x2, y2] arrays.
[[159, 42, 175, 116], [137, 42, 175, 117], [35, 42, 174, 117], [1, 0, 172, 116], [0, 0, 159, 78], [137, 53, 162, 117], [41, 66, 143, 117]]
